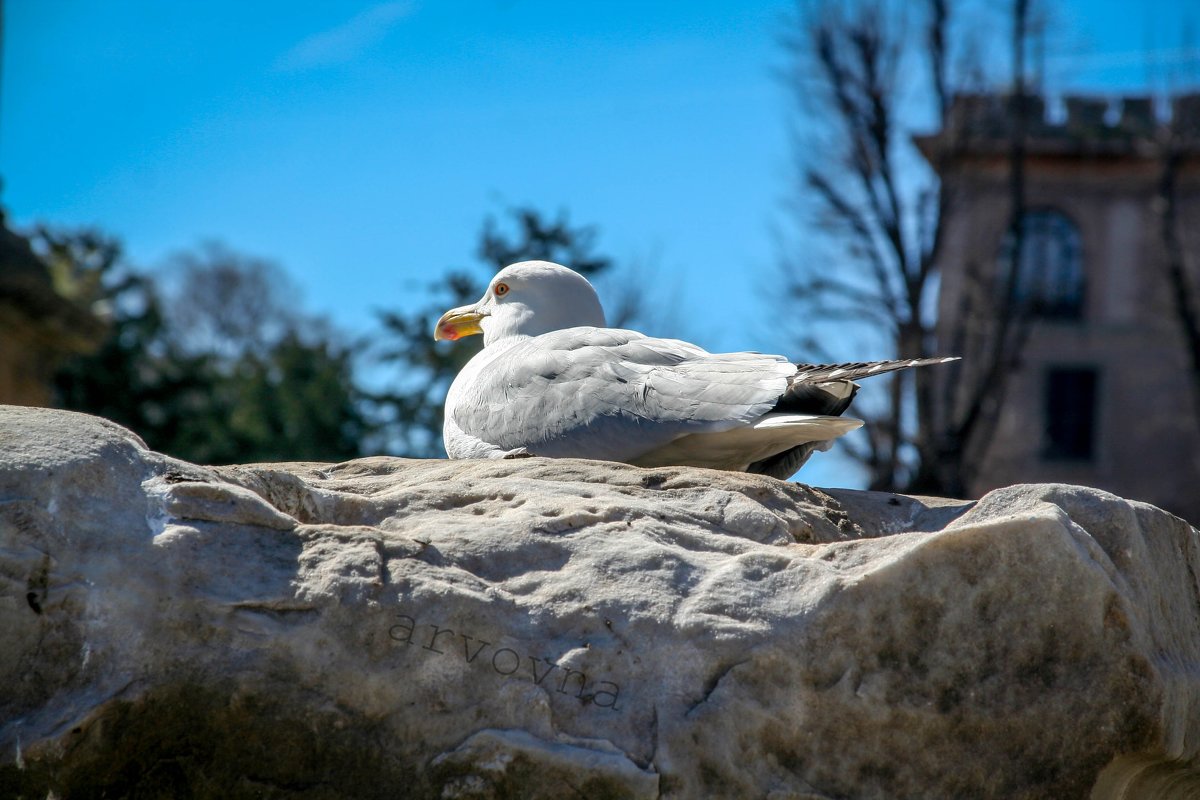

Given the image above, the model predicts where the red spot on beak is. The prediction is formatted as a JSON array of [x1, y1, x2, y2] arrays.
[[440, 325, 460, 341]]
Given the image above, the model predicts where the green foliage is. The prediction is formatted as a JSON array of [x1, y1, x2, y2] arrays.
[[371, 207, 614, 456], [218, 330, 367, 464], [41, 228, 370, 465]]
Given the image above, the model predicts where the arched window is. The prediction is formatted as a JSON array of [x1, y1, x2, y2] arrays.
[[998, 209, 1085, 319]]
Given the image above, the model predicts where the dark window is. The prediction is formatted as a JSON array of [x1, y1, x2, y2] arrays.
[[1044, 367, 1098, 460], [999, 209, 1085, 319]]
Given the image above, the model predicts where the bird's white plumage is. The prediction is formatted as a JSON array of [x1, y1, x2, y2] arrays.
[[436, 261, 952, 478]]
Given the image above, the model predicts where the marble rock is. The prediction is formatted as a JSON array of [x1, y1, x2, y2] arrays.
[[1, 405, 1199, 799]]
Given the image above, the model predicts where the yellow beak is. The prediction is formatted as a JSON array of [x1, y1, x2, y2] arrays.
[[433, 305, 485, 342]]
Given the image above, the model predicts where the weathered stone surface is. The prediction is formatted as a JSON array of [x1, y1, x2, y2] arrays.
[[2, 405, 1199, 799]]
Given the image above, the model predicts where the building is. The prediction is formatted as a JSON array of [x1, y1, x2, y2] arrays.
[[918, 93, 1200, 522], [0, 212, 106, 406]]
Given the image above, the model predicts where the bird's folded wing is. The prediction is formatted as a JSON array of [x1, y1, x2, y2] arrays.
[[450, 327, 796, 463]]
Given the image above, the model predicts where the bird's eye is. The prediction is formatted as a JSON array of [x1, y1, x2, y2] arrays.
[[494, 282, 510, 297]]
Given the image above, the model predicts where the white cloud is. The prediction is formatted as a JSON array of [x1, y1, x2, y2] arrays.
[[274, 1, 415, 72]]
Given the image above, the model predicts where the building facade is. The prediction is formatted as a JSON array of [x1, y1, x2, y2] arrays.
[[0, 214, 105, 406], [920, 94, 1200, 522]]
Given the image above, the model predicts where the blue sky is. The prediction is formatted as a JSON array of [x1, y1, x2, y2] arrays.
[[3, 0, 1197, 486]]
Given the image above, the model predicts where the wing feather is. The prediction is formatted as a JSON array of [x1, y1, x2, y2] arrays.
[[448, 327, 795, 462], [791, 357, 959, 383]]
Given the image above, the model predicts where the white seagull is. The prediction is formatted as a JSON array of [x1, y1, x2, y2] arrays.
[[434, 261, 956, 479]]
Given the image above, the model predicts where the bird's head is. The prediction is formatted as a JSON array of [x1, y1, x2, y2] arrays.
[[433, 261, 607, 346]]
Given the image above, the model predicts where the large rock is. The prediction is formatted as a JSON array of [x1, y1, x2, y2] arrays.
[[1, 405, 1199, 799]]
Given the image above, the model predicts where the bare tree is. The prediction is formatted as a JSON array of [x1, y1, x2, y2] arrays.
[[781, 0, 1036, 495], [1155, 96, 1200, 426], [915, 0, 1040, 496], [163, 243, 302, 360]]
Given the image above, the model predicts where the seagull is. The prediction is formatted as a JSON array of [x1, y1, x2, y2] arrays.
[[434, 261, 956, 479]]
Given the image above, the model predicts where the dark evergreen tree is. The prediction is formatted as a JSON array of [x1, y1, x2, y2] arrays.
[[42, 228, 371, 465]]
